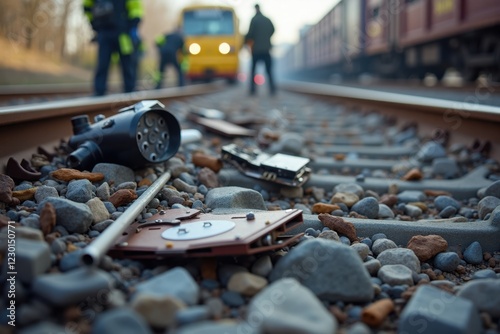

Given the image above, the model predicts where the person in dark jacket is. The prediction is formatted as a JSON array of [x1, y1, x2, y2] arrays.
[[245, 4, 276, 96], [83, 0, 143, 96], [154, 27, 186, 89]]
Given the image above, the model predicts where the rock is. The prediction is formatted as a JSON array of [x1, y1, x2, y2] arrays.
[[92, 219, 113, 232], [463, 241, 483, 265], [175, 306, 211, 326], [351, 243, 370, 260], [15, 238, 51, 284], [0, 174, 15, 204], [92, 163, 134, 185], [280, 186, 303, 198], [351, 197, 379, 219], [415, 141, 447, 162], [399, 285, 481, 334], [318, 213, 357, 242], [131, 293, 186, 328], [109, 189, 137, 208], [86, 197, 110, 224], [484, 180, 500, 198], [227, 272, 268, 297], [471, 269, 496, 280], [269, 239, 374, 302], [434, 252, 461, 272], [377, 264, 414, 286], [96, 182, 110, 201], [434, 195, 461, 211], [407, 235, 448, 262], [12, 187, 37, 201], [173, 321, 254, 334], [439, 206, 457, 218], [404, 204, 422, 218], [331, 192, 359, 207], [477, 196, 500, 220], [173, 178, 197, 194], [32, 267, 113, 307], [39, 202, 56, 235], [312, 203, 341, 214], [246, 278, 337, 334], [34, 185, 59, 203], [38, 197, 93, 234], [377, 248, 420, 273], [456, 279, 500, 318], [251, 255, 273, 277], [378, 204, 395, 219], [205, 187, 266, 210], [218, 264, 248, 286], [372, 238, 397, 257], [92, 308, 153, 334], [197, 167, 219, 188], [333, 183, 364, 198], [364, 259, 381, 276], [220, 291, 245, 307], [50, 168, 104, 182], [318, 230, 340, 241], [397, 190, 426, 203], [66, 179, 94, 203], [401, 168, 423, 181], [191, 153, 223, 172], [133, 267, 199, 306]]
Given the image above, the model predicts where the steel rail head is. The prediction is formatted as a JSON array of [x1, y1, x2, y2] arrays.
[[81, 171, 171, 266]]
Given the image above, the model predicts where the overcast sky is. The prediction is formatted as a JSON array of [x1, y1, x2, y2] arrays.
[[170, 0, 339, 45]]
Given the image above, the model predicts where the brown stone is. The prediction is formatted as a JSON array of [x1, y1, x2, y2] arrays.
[[312, 203, 340, 214], [422, 268, 437, 280], [31, 153, 50, 167], [39, 202, 56, 235], [51, 168, 104, 182], [424, 189, 452, 197], [408, 202, 428, 212], [109, 189, 137, 207], [0, 174, 15, 204], [407, 235, 448, 262], [138, 178, 152, 187], [488, 257, 496, 268], [12, 187, 37, 201], [45, 232, 61, 244], [318, 213, 357, 242], [192, 153, 223, 173], [330, 305, 347, 324], [361, 298, 395, 327], [402, 168, 423, 181], [198, 167, 219, 188], [333, 153, 346, 161], [379, 194, 398, 207]]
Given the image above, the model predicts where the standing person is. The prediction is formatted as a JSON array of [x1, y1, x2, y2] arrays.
[[245, 4, 276, 96], [83, 0, 143, 96], [154, 27, 186, 89]]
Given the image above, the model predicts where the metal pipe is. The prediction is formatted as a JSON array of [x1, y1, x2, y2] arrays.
[[81, 171, 171, 266]]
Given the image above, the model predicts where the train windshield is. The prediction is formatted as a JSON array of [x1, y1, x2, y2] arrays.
[[183, 9, 234, 36]]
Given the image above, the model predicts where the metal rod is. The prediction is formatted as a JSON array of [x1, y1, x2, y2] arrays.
[[82, 171, 171, 266]]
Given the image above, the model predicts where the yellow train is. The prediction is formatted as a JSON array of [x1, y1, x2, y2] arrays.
[[180, 5, 242, 83]]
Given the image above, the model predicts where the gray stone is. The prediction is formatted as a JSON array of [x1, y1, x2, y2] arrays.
[[364, 259, 381, 276], [351, 197, 379, 219], [404, 204, 423, 218], [397, 190, 426, 203], [92, 219, 113, 232], [377, 264, 414, 286], [434, 252, 461, 272], [350, 243, 370, 260], [92, 308, 153, 334], [333, 183, 364, 198], [205, 187, 266, 210], [173, 321, 256, 334], [378, 204, 395, 219], [38, 197, 93, 233], [251, 255, 273, 278], [115, 181, 137, 191], [471, 269, 496, 280], [434, 195, 461, 211], [484, 180, 500, 198], [399, 285, 482, 334], [439, 206, 457, 218], [133, 266, 199, 306], [377, 248, 420, 273], [59, 249, 85, 272], [17, 299, 51, 327], [34, 185, 58, 203], [19, 321, 68, 334], [456, 278, 500, 317], [463, 241, 483, 265], [131, 293, 185, 328], [92, 163, 135, 186], [173, 178, 197, 194], [66, 179, 93, 203], [12, 238, 51, 284], [372, 238, 397, 256], [246, 278, 337, 334], [218, 264, 248, 286], [346, 322, 372, 334], [32, 267, 113, 307], [432, 157, 460, 178], [175, 306, 211, 326], [487, 206, 500, 227], [415, 141, 447, 162], [268, 132, 305, 155], [96, 182, 110, 201], [269, 238, 374, 302], [478, 196, 500, 220]]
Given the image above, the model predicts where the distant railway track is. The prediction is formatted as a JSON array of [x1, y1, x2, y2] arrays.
[[1, 79, 500, 168]]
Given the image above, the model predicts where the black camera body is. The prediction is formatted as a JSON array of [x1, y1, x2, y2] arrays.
[[67, 100, 181, 171]]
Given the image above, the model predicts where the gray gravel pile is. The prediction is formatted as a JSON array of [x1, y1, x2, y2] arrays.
[[0, 89, 499, 333]]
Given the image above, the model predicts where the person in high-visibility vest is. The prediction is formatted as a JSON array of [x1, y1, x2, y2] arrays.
[[155, 27, 186, 89], [83, 0, 143, 96]]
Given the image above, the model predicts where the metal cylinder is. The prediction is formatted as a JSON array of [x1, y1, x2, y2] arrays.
[[81, 171, 171, 266]]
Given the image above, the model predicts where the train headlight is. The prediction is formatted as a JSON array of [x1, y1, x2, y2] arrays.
[[219, 42, 231, 55], [189, 43, 201, 55], [67, 100, 181, 171]]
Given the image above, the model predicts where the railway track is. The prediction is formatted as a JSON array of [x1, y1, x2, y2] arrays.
[[1, 81, 500, 333]]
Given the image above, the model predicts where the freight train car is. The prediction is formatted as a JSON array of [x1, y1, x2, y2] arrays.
[[282, 0, 500, 82]]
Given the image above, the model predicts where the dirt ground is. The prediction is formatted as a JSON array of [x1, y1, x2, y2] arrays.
[[0, 37, 92, 85]]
